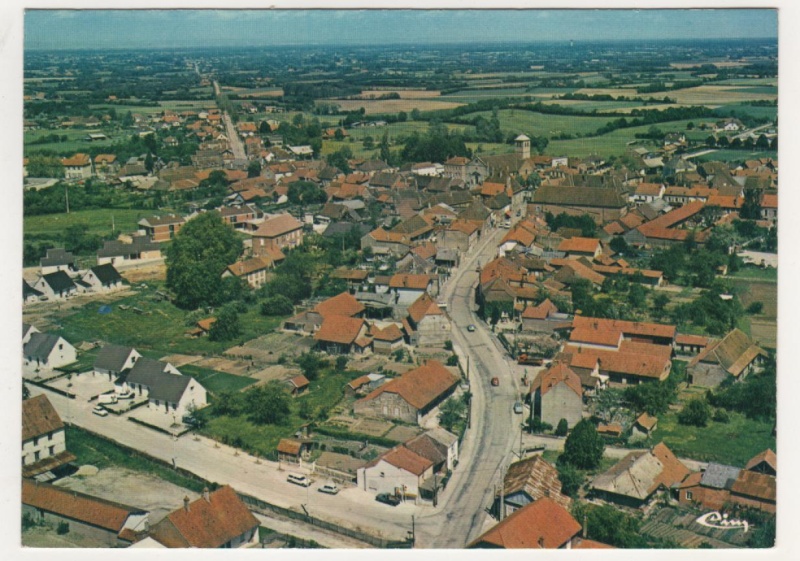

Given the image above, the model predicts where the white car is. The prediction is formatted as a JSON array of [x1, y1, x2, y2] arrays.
[[92, 406, 109, 417], [318, 483, 340, 495]]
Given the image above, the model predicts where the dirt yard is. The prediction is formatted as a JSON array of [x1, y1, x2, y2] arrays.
[[120, 262, 166, 283], [226, 331, 315, 364], [23, 286, 138, 331]]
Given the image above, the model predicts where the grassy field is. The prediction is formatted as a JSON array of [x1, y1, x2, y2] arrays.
[[461, 109, 618, 138], [201, 367, 361, 457], [57, 283, 285, 356], [25, 208, 147, 240], [66, 425, 209, 492], [24, 128, 118, 156], [693, 149, 777, 163], [318, 98, 465, 115], [650, 410, 775, 467], [711, 104, 777, 119], [546, 119, 697, 158], [179, 364, 256, 394]]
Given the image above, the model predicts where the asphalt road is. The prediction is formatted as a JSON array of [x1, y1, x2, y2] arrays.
[[414, 226, 522, 548]]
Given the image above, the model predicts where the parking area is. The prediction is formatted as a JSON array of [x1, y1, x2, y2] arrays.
[[46, 370, 115, 400], [129, 405, 190, 435]]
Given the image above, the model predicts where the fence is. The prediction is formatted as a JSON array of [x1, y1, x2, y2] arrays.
[[25, 378, 75, 399], [239, 493, 413, 549]]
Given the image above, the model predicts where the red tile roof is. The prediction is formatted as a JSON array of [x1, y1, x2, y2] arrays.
[[314, 291, 365, 319], [521, 299, 558, 320], [731, 470, 776, 503], [760, 193, 778, 209], [407, 292, 444, 324], [253, 213, 303, 238], [569, 326, 622, 348], [289, 375, 310, 389], [468, 497, 581, 549], [557, 237, 600, 254], [358, 360, 459, 411], [675, 333, 710, 347], [562, 344, 671, 381], [277, 439, 302, 455], [61, 153, 91, 167], [314, 315, 366, 345], [373, 324, 404, 342], [745, 449, 777, 473], [380, 445, 433, 476], [150, 486, 259, 548], [389, 274, 431, 290], [572, 316, 676, 340], [22, 395, 64, 442], [531, 363, 582, 398]]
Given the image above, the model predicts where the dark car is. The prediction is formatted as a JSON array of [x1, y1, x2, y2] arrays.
[[376, 493, 401, 506]]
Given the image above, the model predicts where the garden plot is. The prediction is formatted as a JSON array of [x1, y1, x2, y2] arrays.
[[159, 353, 202, 368], [193, 355, 254, 376], [248, 364, 301, 384], [226, 331, 315, 363]]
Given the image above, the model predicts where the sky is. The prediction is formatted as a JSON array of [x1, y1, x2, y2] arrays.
[[24, 9, 777, 50]]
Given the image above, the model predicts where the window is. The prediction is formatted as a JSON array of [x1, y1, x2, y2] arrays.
[[686, 491, 693, 501], [48, 446, 55, 456], [33, 437, 38, 447], [59, 344, 63, 350], [380, 472, 385, 478], [34, 451, 40, 462], [22, 455, 27, 466]]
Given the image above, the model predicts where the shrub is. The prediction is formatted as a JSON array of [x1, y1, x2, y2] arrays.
[[555, 418, 569, 437], [260, 295, 294, 316], [713, 408, 730, 423], [446, 355, 459, 366], [678, 398, 711, 427], [746, 302, 764, 315], [529, 417, 552, 434], [56, 521, 70, 535], [561, 419, 604, 470]]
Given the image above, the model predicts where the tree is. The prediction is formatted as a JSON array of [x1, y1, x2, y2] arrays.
[[208, 305, 241, 341], [144, 152, 155, 174], [438, 396, 467, 433], [555, 418, 569, 437], [572, 503, 646, 548], [333, 128, 344, 141], [740, 188, 762, 220], [246, 382, 291, 425], [410, 108, 421, 121], [624, 380, 676, 416], [652, 292, 670, 316], [379, 131, 391, 164], [335, 355, 348, 371], [628, 283, 647, 310], [398, 111, 408, 122], [247, 161, 261, 178], [326, 147, 353, 174], [556, 462, 583, 498], [260, 295, 294, 316], [295, 351, 328, 381], [561, 419, 604, 470], [214, 390, 246, 416], [609, 236, 630, 255], [165, 212, 243, 309], [678, 398, 711, 427]]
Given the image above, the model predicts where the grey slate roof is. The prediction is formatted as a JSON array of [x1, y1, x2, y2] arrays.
[[90, 264, 123, 285], [40, 271, 76, 293], [23, 333, 63, 361], [700, 463, 742, 490], [23, 280, 42, 299], [148, 374, 193, 404], [40, 248, 75, 268], [94, 344, 136, 373], [97, 235, 160, 258], [125, 357, 172, 388]]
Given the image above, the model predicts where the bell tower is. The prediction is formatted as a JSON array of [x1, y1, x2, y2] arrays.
[[515, 134, 530, 160]]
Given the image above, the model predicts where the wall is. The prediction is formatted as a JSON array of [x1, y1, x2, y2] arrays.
[[540, 383, 583, 429], [22, 428, 67, 467], [416, 314, 452, 347], [358, 459, 421, 498], [354, 391, 417, 424], [22, 504, 124, 547]]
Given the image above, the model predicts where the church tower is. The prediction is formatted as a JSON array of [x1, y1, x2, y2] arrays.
[[515, 134, 530, 160]]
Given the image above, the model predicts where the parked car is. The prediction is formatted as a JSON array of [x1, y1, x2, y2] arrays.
[[513, 401, 524, 414], [117, 391, 134, 400], [467, 324, 476, 332], [92, 406, 108, 417], [318, 483, 340, 495], [491, 377, 500, 387], [287, 473, 312, 487], [375, 493, 401, 506]]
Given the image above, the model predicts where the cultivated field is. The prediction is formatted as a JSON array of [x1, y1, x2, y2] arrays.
[[461, 109, 617, 138], [359, 89, 442, 98], [25, 208, 146, 239], [319, 98, 465, 115]]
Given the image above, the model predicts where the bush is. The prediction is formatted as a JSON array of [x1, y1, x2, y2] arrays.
[[678, 398, 711, 427], [746, 302, 764, 315], [556, 462, 583, 498], [335, 355, 348, 371], [713, 408, 730, 423], [529, 417, 552, 434], [555, 418, 569, 437], [561, 419, 604, 470], [444, 340, 453, 351], [260, 295, 295, 316], [56, 521, 70, 535], [446, 355, 459, 366]]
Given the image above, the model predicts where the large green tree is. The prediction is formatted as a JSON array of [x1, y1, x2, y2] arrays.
[[561, 419, 604, 470], [245, 382, 291, 425], [166, 212, 243, 309]]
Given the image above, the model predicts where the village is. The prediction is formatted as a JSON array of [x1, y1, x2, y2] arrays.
[[20, 17, 778, 551]]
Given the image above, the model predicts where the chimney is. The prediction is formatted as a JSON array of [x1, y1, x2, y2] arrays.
[[183, 496, 190, 512], [203, 487, 210, 502]]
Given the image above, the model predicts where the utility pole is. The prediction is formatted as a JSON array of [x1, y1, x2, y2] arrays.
[[411, 515, 415, 547], [519, 423, 524, 459], [500, 464, 506, 521], [433, 471, 438, 507]]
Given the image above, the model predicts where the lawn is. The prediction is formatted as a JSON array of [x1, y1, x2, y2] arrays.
[[693, 149, 777, 163], [57, 283, 285, 356], [458, 109, 618, 139], [66, 425, 209, 493], [24, 128, 118, 156], [25, 208, 147, 240], [547, 119, 698, 158], [650, 410, 775, 467], [180, 364, 256, 394], [728, 266, 778, 282], [201, 367, 363, 457]]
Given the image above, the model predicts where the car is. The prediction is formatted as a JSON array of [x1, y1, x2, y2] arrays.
[[287, 473, 312, 487], [318, 483, 340, 495], [117, 391, 134, 400], [513, 401, 524, 414], [92, 406, 108, 417], [467, 324, 476, 332], [491, 377, 500, 387], [375, 493, 401, 506]]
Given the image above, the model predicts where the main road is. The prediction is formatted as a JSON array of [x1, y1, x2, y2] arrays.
[[414, 225, 522, 547], [213, 80, 248, 165]]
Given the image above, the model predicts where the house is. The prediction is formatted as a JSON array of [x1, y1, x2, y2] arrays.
[[80, 264, 124, 291], [93, 344, 141, 381], [22, 395, 76, 479], [688, 328, 767, 387], [23, 332, 77, 372], [494, 456, 572, 518], [97, 235, 161, 266], [33, 271, 77, 300], [371, 324, 405, 354], [252, 213, 304, 255], [675, 462, 743, 512], [61, 153, 93, 180], [222, 256, 275, 289], [468, 497, 582, 549], [361, 227, 411, 257], [590, 443, 690, 508], [314, 315, 370, 354], [530, 363, 583, 429], [276, 438, 313, 461], [22, 480, 149, 547], [357, 445, 434, 501], [346, 373, 386, 397], [93, 154, 119, 177], [353, 360, 459, 424], [746, 448, 777, 476], [138, 215, 185, 243], [531, 185, 628, 224], [631, 412, 658, 441], [405, 292, 451, 347], [283, 291, 366, 334], [119, 357, 207, 418], [729, 468, 776, 513], [389, 273, 435, 306], [149, 486, 260, 548], [22, 322, 39, 344], [218, 204, 263, 229], [631, 182, 665, 203], [557, 237, 602, 259], [288, 375, 310, 396], [571, 316, 677, 347], [560, 343, 671, 386], [23, 279, 44, 303], [40, 248, 77, 275], [520, 299, 571, 333]]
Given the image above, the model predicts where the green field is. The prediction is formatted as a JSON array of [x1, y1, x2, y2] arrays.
[[693, 149, 777, 163], [66, 425, 208, 492], [57, 283, 285, 356], [546, 119, 698, 158], [711, 104, 777, 119], [650, 410, 775, 467], [24, 128, 118, 156], [729, 86, 778, 95], [460, 109, 618, 138], [179, 364, 256, 394], [25, 208, 147, 239]]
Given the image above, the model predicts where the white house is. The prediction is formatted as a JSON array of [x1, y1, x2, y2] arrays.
[[40, 248, 77, 275], [93, 344, 141, 381], [424, 427, 460, 471], [22, 395, 75, 479], [80, 264, 124, 292], [23, 323, 40, 345], [357, 445, 434, 502], [119, 357, 207, 418], [389, 274, 435, 306], [33, 271, 77, 300], [23, 332, 77, 373]]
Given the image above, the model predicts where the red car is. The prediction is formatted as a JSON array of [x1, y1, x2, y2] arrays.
[[491, 377, 500, 387]]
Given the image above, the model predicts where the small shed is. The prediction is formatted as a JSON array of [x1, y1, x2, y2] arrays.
[[289, 375, 310, 396], [276, 438, 312, 461], [631, 413, 658, 442], [597, 423, 623, 438]]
